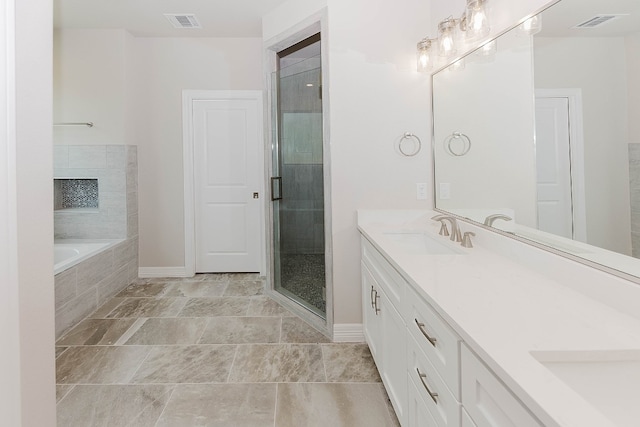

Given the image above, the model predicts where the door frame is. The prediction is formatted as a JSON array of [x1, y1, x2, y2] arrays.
[[263, 9, 333, 337], [182, 90, 266, 277], [535, 88, 587, 242]]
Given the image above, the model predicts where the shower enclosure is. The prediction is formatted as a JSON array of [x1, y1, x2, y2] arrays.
[[271, 33, 326, 319]]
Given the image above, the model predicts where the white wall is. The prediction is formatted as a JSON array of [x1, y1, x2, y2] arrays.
[[54, 29, 128, 145], [53, 33, 264, 268], [534, 36, 631, 254], [1, 0, 56, 425], [129, 37, 263, 267]]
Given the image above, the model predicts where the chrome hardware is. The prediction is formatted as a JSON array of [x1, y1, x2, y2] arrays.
[[483, 214, 512, 227], [417, 368, 439, 404], [414, 318, 437, 346], [462, 231, 475, 248], [370, 286, 376, 309], [374, 291, 380, 315], [432, 215, 462, 242], [270, 177, 282, 201], [431, 215, 450, 236]]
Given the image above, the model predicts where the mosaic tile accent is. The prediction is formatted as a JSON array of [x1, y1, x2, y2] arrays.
[[55, 178, 99, 209]]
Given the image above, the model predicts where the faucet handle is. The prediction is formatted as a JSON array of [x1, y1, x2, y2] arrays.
[[461, 231, 475, 248], [438, 222, 450, 237]]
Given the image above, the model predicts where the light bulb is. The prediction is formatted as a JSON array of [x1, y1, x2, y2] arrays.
[[465, 0, 490, 40], [438, 18, 458, 57], [416, 38, 433, 72]]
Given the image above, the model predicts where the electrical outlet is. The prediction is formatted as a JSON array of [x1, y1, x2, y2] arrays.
[[439, 183, 451, 200], [416, 183, 428, 200]]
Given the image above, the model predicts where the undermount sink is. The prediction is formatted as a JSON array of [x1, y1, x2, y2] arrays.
[[530, 350, 640, 426], [382, 232, 464, 255]]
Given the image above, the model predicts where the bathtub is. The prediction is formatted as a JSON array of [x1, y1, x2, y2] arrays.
[[54, 239, 125, 275]]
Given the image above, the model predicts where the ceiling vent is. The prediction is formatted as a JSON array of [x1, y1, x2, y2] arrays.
[[164, 14, 201, 29], [572, 15, 625, 29]]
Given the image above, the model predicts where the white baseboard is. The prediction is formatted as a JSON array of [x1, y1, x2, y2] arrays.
[[333, 323, 365, 343], [138, 267, 191, 278]]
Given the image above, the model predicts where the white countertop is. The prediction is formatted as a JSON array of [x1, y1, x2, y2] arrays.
[[357, 209, 640, 427]]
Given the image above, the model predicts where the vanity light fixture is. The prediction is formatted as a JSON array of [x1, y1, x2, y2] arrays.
[[438, 17, 458, 57], [416, 38, 434, 72], [520, 14, 542, 35], [465, 0, 490, 40]]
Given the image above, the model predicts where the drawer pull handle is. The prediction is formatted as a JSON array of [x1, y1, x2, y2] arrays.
[[370, 286, 376, 309], [415, 318, 437, 346], [416, 368, 438, 404], [374, 291, 380, 315]]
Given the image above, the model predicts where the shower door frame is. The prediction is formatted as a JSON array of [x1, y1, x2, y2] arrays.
[[263, 10, 333, 337]]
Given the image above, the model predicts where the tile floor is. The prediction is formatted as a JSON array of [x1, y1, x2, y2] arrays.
[[55, 274, 400, 426]]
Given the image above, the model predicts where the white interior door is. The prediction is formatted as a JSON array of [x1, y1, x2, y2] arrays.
[[535, 96, 573, 238], [192, 96, 262, 272]]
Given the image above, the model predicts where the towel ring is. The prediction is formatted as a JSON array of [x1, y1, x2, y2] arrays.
[[399, 132, 422, 157], [444, 132, 471, 156]]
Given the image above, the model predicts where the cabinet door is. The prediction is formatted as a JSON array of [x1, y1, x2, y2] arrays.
[[379, 289, 407, 425], [461, 345, 542, 427], [361, 262, 381, 360], [462, 409, 477, 427]]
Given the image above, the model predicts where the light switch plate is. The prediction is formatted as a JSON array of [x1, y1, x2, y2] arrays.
[[416, 183, 428, 200]]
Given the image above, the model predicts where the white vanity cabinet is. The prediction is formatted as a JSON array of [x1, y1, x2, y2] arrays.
[[361, 235, 545, 427], [361, 239, 408, 425]]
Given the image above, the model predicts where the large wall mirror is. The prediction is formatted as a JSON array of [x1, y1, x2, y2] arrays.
[[433, 0, 640, 280]]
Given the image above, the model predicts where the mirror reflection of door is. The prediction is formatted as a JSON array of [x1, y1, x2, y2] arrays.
[[535, 89, 587, 243]]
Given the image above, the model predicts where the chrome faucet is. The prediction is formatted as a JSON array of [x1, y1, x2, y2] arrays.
[[431, 214, 462, 242], [483, 214, 512, 227]]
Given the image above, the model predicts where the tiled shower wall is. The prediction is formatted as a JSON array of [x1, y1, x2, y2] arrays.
[[630, 144, 640, 257], [54, 145, 138, 239], [54, 144, 139, 338]]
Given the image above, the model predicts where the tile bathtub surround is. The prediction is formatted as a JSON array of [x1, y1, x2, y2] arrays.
[[54, 145, 138, 239], [56, 274, 399, 427]]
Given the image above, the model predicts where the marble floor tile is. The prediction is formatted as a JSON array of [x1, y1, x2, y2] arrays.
[[163, 280, 228, 297], [124, 318, 208, 345], [56, 346, 150, 384], [275, 383, 397, 427], [247, 296, 293, 317], [156, 383, 276, 427], [56, 318, 137, 346], [229, 344, 325, 383], [223, 279, 264, 297], [56, 384, 173, 427], [322, 343, 382, 382], [56, 346, 68, 358], [131, 345, 236, 383], [56, 385, 74, 403], [197, 273, 261, 282], [280, 316, 330, 343], [107, 297, 187, 318], [198, 316, 280, 344], [178, 297, 250, 317], [89, 297, 125, 318], [116, 281, 170, 298]]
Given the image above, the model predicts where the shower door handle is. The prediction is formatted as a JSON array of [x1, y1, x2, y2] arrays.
[[271, 177, 283, 201]]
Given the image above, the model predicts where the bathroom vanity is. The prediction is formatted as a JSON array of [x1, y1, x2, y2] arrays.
[[358, 210, 640, 427]]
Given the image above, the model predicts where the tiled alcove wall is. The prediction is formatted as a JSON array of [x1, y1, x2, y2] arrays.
[[53, 145, 139, 338]]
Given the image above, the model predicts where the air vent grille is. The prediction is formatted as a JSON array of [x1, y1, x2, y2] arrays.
[[572, 15, 623, 29], [164, 14, 201, 29]]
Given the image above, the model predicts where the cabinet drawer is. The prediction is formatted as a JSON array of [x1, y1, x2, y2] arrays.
[[408, 334, 461, 427], [407, 285, 461, 399], [461, 344, 543, 427], [408, 372, 441, 427], [361, 238, 406, 309]]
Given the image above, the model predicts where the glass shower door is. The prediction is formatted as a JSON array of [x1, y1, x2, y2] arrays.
[[271, 34, 326, 318]]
